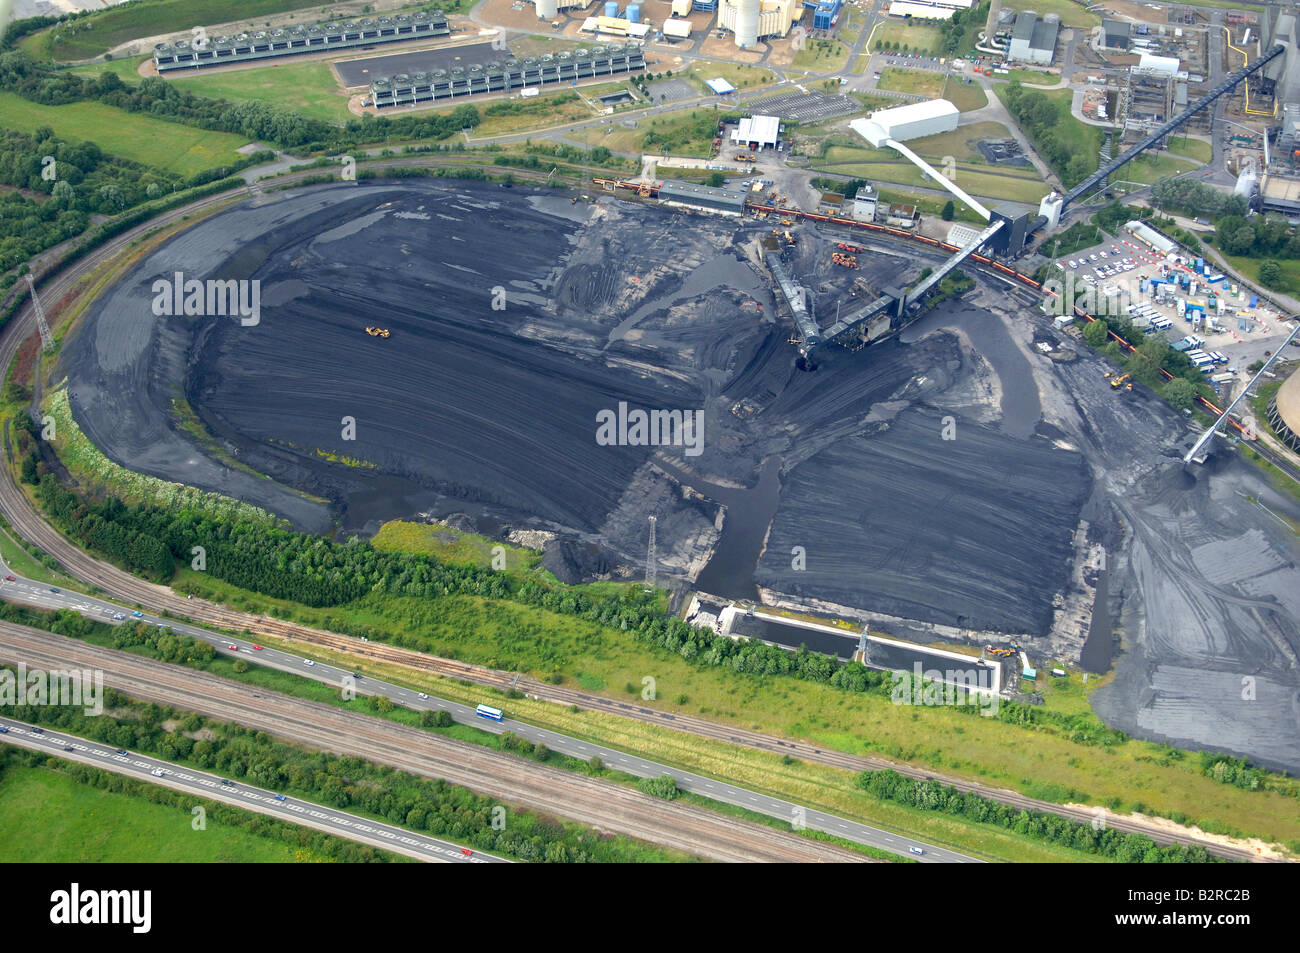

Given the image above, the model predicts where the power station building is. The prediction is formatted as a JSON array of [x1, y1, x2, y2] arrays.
[[717, 0, 798, 46], [153, 11, 449, 71], [1006, 10, 1060, 65]]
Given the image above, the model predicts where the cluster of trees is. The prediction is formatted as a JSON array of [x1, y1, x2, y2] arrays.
[[111, 620, 217, 666], [1001, 83, 1097, 186], [938, 2, 989, 57], [498, 731, 550, 762], [858, 770, 1216, 862], [0, 127, 186, 273], [1201, 753, 1268, 791], [1079, 319, 1208, 410], [1150, 178, 1248, 222], [2, 747, 394, 862], [636, 775, 680, 800], [2, 691, 626, 863], [1213, 212, 1300, 259]]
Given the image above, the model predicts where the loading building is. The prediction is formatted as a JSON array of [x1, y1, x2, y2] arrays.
[[153, 12, 449, 72], [1006, 11, 1059, 65], [1260, 173, 1300, 220], [658, 179, 749, 214], [852, 184, 878, 221], [853, 99, 959, 145], [732, 114, 782, 149], [886, 0, 974, 20], [1125, 220, 1179, 254], [369, 43, 645, 108]]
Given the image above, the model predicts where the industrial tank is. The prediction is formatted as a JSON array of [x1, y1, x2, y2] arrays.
[[734, 0, 760, 48], [627, 4, 640, 22], [605, 1, 619, 17], [536, 0, 559, 18]]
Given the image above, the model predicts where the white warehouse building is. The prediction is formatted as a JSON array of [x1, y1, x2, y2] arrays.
[[850, 99, 959, 146]]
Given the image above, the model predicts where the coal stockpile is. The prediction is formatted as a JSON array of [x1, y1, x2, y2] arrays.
[[756, 408, 1091, 635]]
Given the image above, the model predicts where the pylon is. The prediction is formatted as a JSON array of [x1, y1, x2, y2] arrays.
[[25, 275, 54, 352]]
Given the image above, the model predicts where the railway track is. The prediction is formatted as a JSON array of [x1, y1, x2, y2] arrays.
[[0, 169, 1277, 864], [0, 624, 868, 864]]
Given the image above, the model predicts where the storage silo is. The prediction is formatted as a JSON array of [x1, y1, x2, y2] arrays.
[[734, 0, 760, 48], [627, 4, 640, 22], [536, 0, 558, 18], [605, 1, 619, 17]]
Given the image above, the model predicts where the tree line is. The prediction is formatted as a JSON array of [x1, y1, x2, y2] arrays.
[[858, 769, 1216, 862]]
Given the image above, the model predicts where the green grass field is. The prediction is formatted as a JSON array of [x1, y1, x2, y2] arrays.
[[1166, 135, 1213, 163], [943, 74, 987, 111], [680, 60, 774, 94], [792, 38, 852, 73], [877, 67, 944, 98], [167, 61, 351, 124], [0, 764, 324, 862], [1113, 152, 1199, 185], [0, 92, 249, 177], [870, 21, 945, 55], [903, 121, 1017, 161]]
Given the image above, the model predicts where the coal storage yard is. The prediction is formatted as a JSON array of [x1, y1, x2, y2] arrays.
[[58, 179, 1300, 772]]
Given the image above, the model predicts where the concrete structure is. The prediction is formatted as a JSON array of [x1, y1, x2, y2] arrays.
[[672, 0, 692, 13], [1260, 173, 1300, 219], [536, 0, 559, 18], [853, 184, 878, 221], [1101, 17, 1130, 50], [657, 179, 749, 214], [851, 99, 959, 145], [154, 12, 448, 72], [370, 43, 645, 108], [1278, 102, 1300, 164], [885, 203, 918, 227], [663, 17, 692, 38], [1006, 10, 1059, 65], [1125, 219, 1179, 254], [719, 0, 797, 41], [1138, 53, 1180, 77], [734, 0, 761, 46], [1267, 366, 1300, 453], [733, 114, 782, 148]]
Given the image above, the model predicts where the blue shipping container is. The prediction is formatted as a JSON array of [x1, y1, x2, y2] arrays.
[[1250, 295, 1259, 307]]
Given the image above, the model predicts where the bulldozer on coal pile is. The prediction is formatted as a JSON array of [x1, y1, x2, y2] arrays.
[[365, 327, 391, 338]]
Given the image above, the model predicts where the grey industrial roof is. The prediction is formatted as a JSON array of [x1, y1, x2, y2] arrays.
[[657, 179, 747, 208], [1012, 10, 1036, 41], [1030, 16, 1059, 52]]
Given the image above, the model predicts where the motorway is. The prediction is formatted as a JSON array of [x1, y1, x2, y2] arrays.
[[0, 561, 967, 862], [0, 715, 501, 864], [0, 623, 869, 863]]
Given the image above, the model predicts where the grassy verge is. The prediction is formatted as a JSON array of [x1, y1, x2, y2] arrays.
[[371, 520, 544, 572], [678, 60, 774, 94], [0, 761, 353, 862], [870, 22, 945, 54], [793, 39, 852, 73], [0, 92, 250, 178], [161, 568, 1300, 853], [42, 386, 276, 524]]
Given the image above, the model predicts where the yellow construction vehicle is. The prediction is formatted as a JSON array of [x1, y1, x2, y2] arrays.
[[365, 327, 391, 338], [1110, 373, 1130, 389], [780, 219, 792, 226], [784, 230, 796, 245]]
